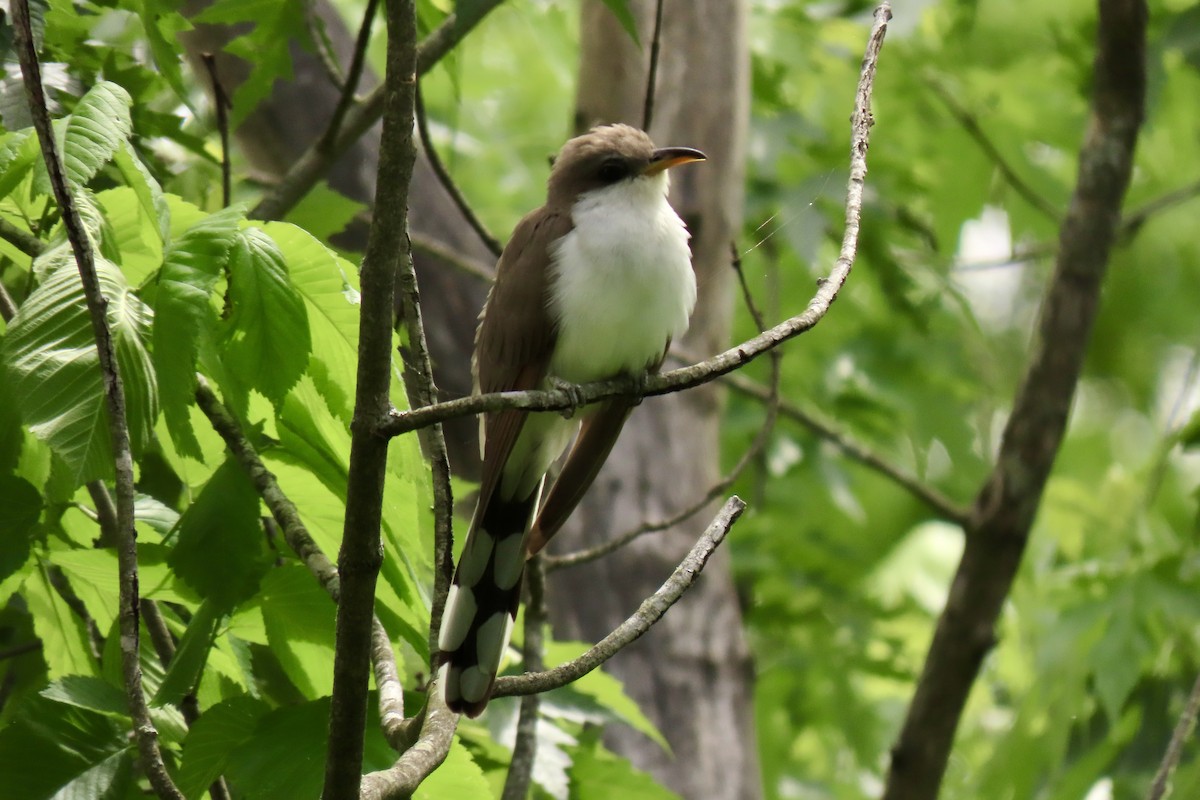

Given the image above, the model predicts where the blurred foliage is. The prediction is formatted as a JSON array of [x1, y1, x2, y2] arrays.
[[1, 0, 1199, 798]]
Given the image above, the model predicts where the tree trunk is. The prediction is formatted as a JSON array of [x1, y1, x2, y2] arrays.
[[545, 3, 761, 798]]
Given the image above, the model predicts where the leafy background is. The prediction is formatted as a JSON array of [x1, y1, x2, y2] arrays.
[[1, 0, 1198, 799]]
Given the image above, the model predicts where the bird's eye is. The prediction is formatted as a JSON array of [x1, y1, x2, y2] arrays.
[[597, 158, 628, 183]]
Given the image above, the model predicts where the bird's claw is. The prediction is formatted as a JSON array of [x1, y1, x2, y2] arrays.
[[549, 377, 588, 418]]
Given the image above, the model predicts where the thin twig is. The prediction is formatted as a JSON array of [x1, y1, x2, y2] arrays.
[[493, 497, 745, 699], [641, 0, 665, 131], [306, 6, 347, 89], [927, 77, 1062, 225], [0, 641, 41, 661], [411, 231, 495, 282], [414, 82, 502, 256], [201, 54, 232, 209], [0, 216, 45, 258], [323, 0, 420, 793], [380, 0, 890, 440], [250, 0, 507, 222], [883, 1, 1147, 796], [1145, 672, 1200, 800], [193, 380, 407, 747], [319, 0, 380, 154], [10, 3, 182, 797], [500, 558, 545, 800]]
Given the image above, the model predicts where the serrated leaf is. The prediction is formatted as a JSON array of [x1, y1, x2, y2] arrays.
[[0, 130, 39, 202], [153, 598, 224, 705], [153, 205, 244, 459], [177, 694, 270, 800], [168, 457, 270, 611], [137, 0, 194, 108], [600, 0, 641, 45], [47, 747, 133, 800], [134, 493, 180, 536], [543, 640, 669, 752], [567, 727, 679, 800], [1, 256, 157, 487], [260, 221, 359, 421], [414, 738, 492, 800], [23, 556, 96, 678], [0, 476, 40, 585], [220, 227, 311, 408], [112, 141, 171, 245], [41, 675, 128, 716], [59, 81, 133, 190], [260, 564, 336, 698]]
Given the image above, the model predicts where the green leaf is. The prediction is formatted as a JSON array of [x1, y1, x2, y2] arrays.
[[153, 598, 224, 706], [195, 0, 312, 128], [59, 81, 134, 191], [0, 476, 41, 585], [599, 0, 640, 45], [0, 694, 127, 800], [22, 556, 96, 679], [136, 0, 194, 108], [112, 141, 171, 245], [220, 227, 311, 409], [1, 257, 157, 487], [414, 738, 492, 800], [46, 747, 133, 800], [543, 640, 670, 752], [259, 564, 336, 698], [0, 130, 39, 203], [41, 675, 128, 716], [260, 221, 359, 421], [221, 697, 334, 798], [153, 205, 244, 459], [567, 727, 679, 800], [168, 457, 270, 611], [177, 694, 270, 800]]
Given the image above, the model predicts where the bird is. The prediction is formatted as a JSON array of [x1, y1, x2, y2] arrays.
[[436, 123, 705, 717]]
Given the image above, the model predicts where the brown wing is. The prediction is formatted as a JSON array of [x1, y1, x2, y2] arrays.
[[473, 207, 574, 508]]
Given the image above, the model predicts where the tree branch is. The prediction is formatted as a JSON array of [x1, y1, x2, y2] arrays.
[[10, 3, 182, 797], [641, 0, 665, 131], [0, 216, 45, 257], [882, 2, 1147, 797], [318, 0, 380, 155], [1145, 671, 1200, 800], [492, 497, 745, 699], [193, 380, 407, 742], [500, 558, 545, 800], [414, 82, 502, 256], [359, 692, 457, 800], [323, 0, 419, 793], [249, 0, 506, 222]]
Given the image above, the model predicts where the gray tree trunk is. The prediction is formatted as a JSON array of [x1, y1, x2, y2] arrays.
[[545, 3, 761, 799]]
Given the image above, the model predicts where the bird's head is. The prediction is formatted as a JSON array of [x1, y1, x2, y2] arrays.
[[547, 124, 705, 205]]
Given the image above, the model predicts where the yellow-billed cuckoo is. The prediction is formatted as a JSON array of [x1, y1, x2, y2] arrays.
[[437, 124, 705, 717]]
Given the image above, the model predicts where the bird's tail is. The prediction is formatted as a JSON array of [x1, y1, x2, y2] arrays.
[[437, 488, 539, 717]]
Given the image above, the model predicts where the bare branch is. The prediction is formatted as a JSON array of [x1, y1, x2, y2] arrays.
[[10, 3, 182, 796], [250, 0, 507, 222], [359, 692, 457, 800], [194, 380, 407, 750], [200, 54, 232, 208], [324, 0, 419, 793], [493, 497, 745, 699], [410, 232, 494, 283], [1145, 672, 1200, 800], [883, 2, 1147, 797], [0, 216, 45, 258], [500, 558, 545, 800], [415, 83, 502, 256], [319, 0, 381, 154], [641, 0, 665, 131]]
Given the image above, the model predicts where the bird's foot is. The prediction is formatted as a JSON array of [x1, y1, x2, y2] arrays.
[[548, 377, 588, 418], [623, 371, 650, 406]]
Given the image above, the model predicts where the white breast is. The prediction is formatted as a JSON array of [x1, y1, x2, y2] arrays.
[[547, 175, 697, 384]]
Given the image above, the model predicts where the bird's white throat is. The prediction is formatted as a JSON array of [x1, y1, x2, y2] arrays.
[[547, 173, 697, 384]]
